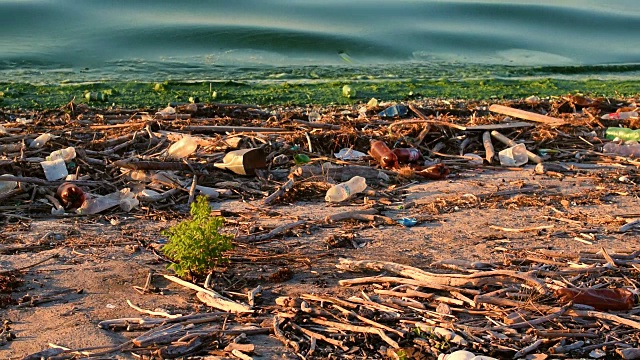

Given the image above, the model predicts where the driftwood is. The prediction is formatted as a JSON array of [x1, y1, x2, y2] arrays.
[[182, 125, 288, 133], [482, 131, 495, 163], [489, 104, 566, 126], [163, 274, 253, 313], [262, 178, 294, 205], [309, 318, 399, 349], [324, 208, 393, 224], [235, 220, 305, 243], [337, 259, 548, 294]]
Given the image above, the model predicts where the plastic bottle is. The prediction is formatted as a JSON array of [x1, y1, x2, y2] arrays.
[[369, 140, 398, 168], [393, 148, 421, 163], [325, 176, 367, 202], [555, 287, 637, 311], [438, 350, 498, 360], [48, 147, 76, 161], [168, 136, 198, 159], [30, 133, 52, 148], [56, 183, 85, 209], [0, 174, 17, 194], [605, 127, 640, 141], [601, 111, 638, 120], [603, 142, 640, 157]]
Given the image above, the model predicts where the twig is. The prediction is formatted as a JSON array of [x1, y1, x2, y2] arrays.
[[489, 224, 554, 233], [163, 274, 253, 313], [262, 179, 294, 205], [235, 220, 305, 243], [126, 300, 181, 319]]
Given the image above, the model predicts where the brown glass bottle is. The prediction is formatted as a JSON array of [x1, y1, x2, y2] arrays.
[[393, 148, 421, 163], [555, 287, 637, 311], [369, 140, 398, 168]]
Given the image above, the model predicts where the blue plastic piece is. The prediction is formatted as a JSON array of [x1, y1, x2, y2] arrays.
[[378, 104, 408, 118], [397, 217, 418, 227]]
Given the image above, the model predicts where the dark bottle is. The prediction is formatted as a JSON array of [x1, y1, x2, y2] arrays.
[[555, 287, 637, 311], [393, 148, 421, 163], [369, 140, 398, 168], [56, 182, 86, 209]]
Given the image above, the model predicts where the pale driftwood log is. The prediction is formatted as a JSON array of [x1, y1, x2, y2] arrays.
[[338, 275, 481, 295], [337, 259, 548, 295], [248, 285, 262, 307], [98, 312, 226, 330], [231, 349, 254, 360], [309, 318, 399, 349], [126, 299, 181, 319], [489, 224, 554, 233], [163, 274, 253, 313], [550, 340, 585, 354], [235, 220, 305, 243], [224, 343, 255, 353], [262, 179, 294, 205], [482, 131, 495, 164], [489, 104, 566, 126], [132, 324, 189, 347]]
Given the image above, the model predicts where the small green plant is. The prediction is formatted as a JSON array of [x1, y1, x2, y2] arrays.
[[161, 196, 233, 278]]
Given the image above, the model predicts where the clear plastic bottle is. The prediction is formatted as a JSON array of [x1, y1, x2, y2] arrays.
[[168, 136, 198, 159], [325, 176, 367, 202], [605, 127, 640, 141], [30, 133, 52, 148], [0, 174, 17, 194], [393, 148, 421, 163], [369, 140, 398, 168], [603, 142, 640, 157], [601, 111, 638, 120]]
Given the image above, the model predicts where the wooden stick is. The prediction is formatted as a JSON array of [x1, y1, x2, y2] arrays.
[[290, 322, 349, 351], [513, 339, 543, 359], [309, 318, 399, 349], [293, 119, 341, 130], [325, 208, 378, 223], [337, 259, 548, 295], [489, 224, 554, 233], [126, 299, 181, 319], [262, 179, 294, 205], [489, 104, 566, 126], [182, 125, 288, 133], [482, 131, 495, 164], [339, 276, 481, 295], [235, 220, 305, 243], [163, 274, 253, 313]]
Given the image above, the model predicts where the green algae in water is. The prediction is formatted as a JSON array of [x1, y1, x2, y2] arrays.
[[1, 78, 640, 110]]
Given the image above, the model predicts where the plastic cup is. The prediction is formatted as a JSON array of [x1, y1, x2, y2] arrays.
[[498, 144, 528, 167], [41, 158, 69, 181]]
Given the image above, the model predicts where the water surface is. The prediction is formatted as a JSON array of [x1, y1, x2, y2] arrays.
[[1, 0, 640, 83]]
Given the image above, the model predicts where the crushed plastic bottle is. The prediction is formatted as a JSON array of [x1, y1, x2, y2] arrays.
[[498, 143, 528, 167], [378, 104, 408, 118], [0, 174, 18, 194], [30, 133, 53, 148], [293, 154, 310, 164], [334, 148, 367, 161], [555, 287, 637, 311], [77, 192, 121, 215], [168, 136, 198, 159], [325, 176, 367, 202], [85, 92, 108, 102], [605, 127, 640, 142], [603, 142, 640, 157], [48, 147, 76, 162], [601, 111, 638, 120]]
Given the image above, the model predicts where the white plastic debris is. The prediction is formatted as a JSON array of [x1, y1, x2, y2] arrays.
[[334, 148, 367, 160], [30, 133, 53, 148], [40, 158, 68, 181]]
